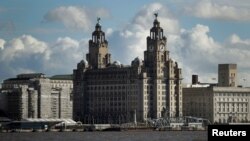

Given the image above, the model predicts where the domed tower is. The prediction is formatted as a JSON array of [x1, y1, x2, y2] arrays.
[[144, 13, 169, 78], [142, 13, 183, 119], [86, 18, 111, 69], [77, 59, 88, 70], [73, 59, 89, 121]]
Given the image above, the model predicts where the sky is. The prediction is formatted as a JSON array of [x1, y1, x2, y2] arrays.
[[0, 0, 250, 86]]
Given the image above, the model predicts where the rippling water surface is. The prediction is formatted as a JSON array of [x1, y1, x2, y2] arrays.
[[0, 131, 207, 141]]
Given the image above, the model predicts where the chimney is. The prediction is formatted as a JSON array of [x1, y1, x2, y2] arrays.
[[192, 75, 198, 84]]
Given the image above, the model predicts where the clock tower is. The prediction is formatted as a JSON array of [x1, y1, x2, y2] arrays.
[[144, 13, 169, 77], [73, 14, 183, 123], [142, 13, 183, 119], [87, 18, 111, 69]]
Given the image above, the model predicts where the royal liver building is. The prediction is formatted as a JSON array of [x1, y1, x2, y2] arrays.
[[73, 14, 182, 123]]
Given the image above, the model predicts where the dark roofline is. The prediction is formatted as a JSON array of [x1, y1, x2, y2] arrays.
[[5, 78, 31, 81], [17, 73, 46, 79], [49, 74, 73, 80]]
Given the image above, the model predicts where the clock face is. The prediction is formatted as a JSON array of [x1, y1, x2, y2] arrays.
[[160, 44, 165, 51], [149, 45, 153, 52]]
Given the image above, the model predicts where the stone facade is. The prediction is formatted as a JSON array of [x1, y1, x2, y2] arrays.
[[183, 85, 250, 123], [183, 65, 249, 123], [0, 73, 73, 120], [73, 15, 183, 123], [218, 64, 237, 87]]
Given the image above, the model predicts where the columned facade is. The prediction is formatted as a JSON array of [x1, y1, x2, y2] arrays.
[[73, 15, 182, 123], [0, 73, 73, 120]]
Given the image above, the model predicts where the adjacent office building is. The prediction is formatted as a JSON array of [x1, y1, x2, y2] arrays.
[[73, 15, 183, 123], [183, 65, 250, 123], [218, 64, 237, 87], [0, 73, 73, 120]]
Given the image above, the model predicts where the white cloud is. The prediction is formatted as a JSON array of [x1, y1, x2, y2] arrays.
[[30, 28, 66, 34], [105, 2, 250, 86], [106, 28, 114, 37], [95, 8, 110, 19], [43, 6, 110, 31], [0, 35, 86, 80], [1, 2, 250, 87], [180, 24, 220, 52], [211, 0, 250, 8], [222, 34, 250, 68], [170, 24, 221, 83], [109, 2, 180, 64], [0, 39, 5, 50], [185, 0, 250, 21], [224, 36, 250, 76], [44, 6, 90, 31], [0, 35, 48, 62], [170, 25, 250, 86], [54, 37, 79, 50], [132, 3, 180, 34], [44, 36, 83, 71], [229, 34, 250, 45], [0, 35, 49, 80]]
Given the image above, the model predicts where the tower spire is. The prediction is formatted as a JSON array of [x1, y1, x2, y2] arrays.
[[87, 17, 111, 69], [97, 17, 101, 24], [153, 13, 160, 27], [154, 13, 158, 20]]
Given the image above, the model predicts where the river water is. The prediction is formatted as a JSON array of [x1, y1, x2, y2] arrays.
[[0, 131, 207, 141]]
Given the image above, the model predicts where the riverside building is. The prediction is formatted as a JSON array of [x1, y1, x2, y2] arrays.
[[0, 73, 73, 120], [183, 65, 250, 124], [73, 14, 183, 123]]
